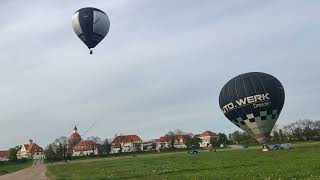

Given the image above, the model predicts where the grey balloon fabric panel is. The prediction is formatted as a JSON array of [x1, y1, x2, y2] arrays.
[[72, 12, 83, 35], [219, 72, 285, 143], [72, 7, 110, 49], [93, 11, 110, 37]]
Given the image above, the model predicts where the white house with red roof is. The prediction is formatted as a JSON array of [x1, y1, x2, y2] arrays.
[[72, 140, 99, 156], [199, 131, 217, 147], [140, 141, 154, 151], [156, 136, 170, 149], [156, 135, 188, 149], [17, 139, 45, 160], [111, 135, 142, 154], [173, 135, 188, 149], [0, 151, 9, 161]]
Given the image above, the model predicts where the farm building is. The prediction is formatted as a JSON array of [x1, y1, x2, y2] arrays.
[[140, 141, 155, 151], [111, 135, 143, 154], [156, 135, 189, 149], [198, 131, 217, 147], [156, 136, 170, 149], [173, 135, 188, 148], [16, 139, 45, 160], [0, 150, 9, 161], [72, 140, 99, 156]]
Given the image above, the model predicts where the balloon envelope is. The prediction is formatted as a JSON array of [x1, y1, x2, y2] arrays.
[[72, 7, 110, 51], [219, 72, 285, 143]]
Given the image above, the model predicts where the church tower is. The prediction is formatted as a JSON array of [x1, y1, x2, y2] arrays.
[[68, 125, 82, 151]]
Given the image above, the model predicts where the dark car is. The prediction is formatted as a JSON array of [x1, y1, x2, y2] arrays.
[[271, 144, 281, 150], [188, 149, 200, 154], [280, 143, 291, 150]]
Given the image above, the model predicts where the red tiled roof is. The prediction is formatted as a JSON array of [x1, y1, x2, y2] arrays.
[[156, 136, 169, 143], [69, 132, 82, 141], [200, 131, 217, 137], [0, 151, 8, 158], [23, 144, 30, 150], [27, 143, 44, 153], [112, 135, 142, 144], [73, 140, 98, 151], [156, 135, 188, 144]]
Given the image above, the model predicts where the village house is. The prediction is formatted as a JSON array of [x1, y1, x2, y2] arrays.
[[156, 135, 188, 149], [72, 140, 99, 156], [0, 151, 9, 161], [199, 131, 217, 148], [156, 136, 170, 149], [68, 126, 99, 157], [16, 139, 45, 160], [110, 135, 142, 154], [140, 141, 155, 151], [173, 135, 188, 149]]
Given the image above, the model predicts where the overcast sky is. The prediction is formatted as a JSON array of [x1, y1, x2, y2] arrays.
[[0, 0, 319, 149]]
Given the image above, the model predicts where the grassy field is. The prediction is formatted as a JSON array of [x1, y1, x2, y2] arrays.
[[0, 160, 32, 176], [47, 142, 320, 180]]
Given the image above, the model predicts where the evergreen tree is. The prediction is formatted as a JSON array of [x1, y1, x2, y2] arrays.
[[8, 147, 19, 161], [100, 138, 111, 155]]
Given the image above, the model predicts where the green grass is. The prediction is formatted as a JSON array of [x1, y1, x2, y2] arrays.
[[0, 160, 32, 176], [47, 142, 320, 180]]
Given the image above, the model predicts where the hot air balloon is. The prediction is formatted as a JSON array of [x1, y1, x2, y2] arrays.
[[219, 72, 285, 144], [72, 7, 110, 54]]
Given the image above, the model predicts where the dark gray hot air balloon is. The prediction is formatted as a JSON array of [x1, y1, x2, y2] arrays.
[[219, 72, 285, 144], [72, 7, 110, 54]]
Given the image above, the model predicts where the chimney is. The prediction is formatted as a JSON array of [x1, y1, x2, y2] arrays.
[[29, 139, 33, 145]]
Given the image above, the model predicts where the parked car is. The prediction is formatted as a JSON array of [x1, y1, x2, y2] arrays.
[[188, 149, 200, 154], [271, 143, 291, 150], [271, 144, 281, 150], [280, 143, 291, 150], [188, 145, 200, 154]]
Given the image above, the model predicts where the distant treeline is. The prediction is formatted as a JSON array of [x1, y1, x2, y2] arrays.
[[228, 119, 320, 144]]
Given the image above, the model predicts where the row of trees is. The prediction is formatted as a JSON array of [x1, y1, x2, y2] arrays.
[[228, 119, 320, 144], [166, 119, 320, 148], [164, 130, 229, 149], [272, 119, 320, 142]]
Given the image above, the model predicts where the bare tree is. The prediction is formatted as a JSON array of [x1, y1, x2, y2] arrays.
[[86, 136, 102, 144], [113, 135, 126, 153], [174, 129, 185, 135], [166, 131, 176, 148], [54, 136, 68, 161]]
